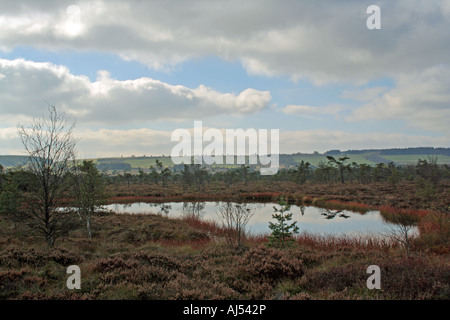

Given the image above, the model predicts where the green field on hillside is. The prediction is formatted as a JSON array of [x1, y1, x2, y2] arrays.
[[290, 153, 376, 167], [381, 154, 450, 165], [121, 157, 174, 168], [2, 149, 449, 171]]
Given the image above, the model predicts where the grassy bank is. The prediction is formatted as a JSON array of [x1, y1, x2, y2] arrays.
[[106, 180, 450, 211]]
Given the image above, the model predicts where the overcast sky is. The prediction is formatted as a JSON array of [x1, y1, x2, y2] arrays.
[[1, 0, 449, 158]]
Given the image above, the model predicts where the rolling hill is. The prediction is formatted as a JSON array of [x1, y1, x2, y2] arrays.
[[2, 147, 449, 171]]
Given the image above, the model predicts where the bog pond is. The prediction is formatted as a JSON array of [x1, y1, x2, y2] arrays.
[[104, 201, 418, 238]]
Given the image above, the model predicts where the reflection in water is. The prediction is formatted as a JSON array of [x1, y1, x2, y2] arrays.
[[300, 206, 306, 216], [182, 201, 206, 218], [104, 201, 414, 238], [150, 203, 172, 215], [123, 203, 133, 210], [217, 202, 255, 228], [320, 209, 350, 220]]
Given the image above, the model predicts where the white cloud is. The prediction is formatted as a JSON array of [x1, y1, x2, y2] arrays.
[[75, 128, 173, 158], [0, 126, 173, 158], [0, 1, 448, 157], [281, 104, 346, 119], [280, 130, 449, 154], [0, 127, 26, 155], [0, 127, 18, 140], [1, 1, 450, 83], [2, 124, 448, 158], [0, 58, 271, 124], [341, 86, 389, 102], [348, 66, 450, 134]]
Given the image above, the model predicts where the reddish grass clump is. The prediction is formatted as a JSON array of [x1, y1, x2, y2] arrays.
[[181, 215, 223, 235], [244, 233, 269, 246], [379, 206, 429, 218], [322, 200, 374, 213], [302, 196, 313, 204], [379, 206, 429, 227], [295, 233, 396, 252]]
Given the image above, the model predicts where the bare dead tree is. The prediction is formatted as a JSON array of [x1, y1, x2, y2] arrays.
[[384, 212, 419, 258], [218, 202, 254, 250], [17, 105, 78, 247]]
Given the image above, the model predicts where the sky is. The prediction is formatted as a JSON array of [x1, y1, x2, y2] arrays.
[[0, 0, 449, 158]]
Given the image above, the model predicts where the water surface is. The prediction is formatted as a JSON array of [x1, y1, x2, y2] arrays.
[[104, 201, 416, 238]]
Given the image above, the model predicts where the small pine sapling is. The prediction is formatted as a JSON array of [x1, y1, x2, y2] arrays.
[[267, 197, 299, 248]]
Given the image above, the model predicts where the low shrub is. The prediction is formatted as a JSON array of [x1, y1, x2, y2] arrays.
[[0, 247, 82, 268], [163, 274, 239, 300], [92, 257, 139, 273], [298, 263, 366, 294], [239, 245, 304, 283], [128, 252, 189, 273], [381, 257, 450, 299]]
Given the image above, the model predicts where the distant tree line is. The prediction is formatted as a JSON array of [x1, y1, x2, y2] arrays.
[[327, 147, 450, 156], [101, 154, 449, 193]]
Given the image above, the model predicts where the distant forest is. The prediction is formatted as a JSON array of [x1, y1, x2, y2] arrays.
[[323, 147, 450, 156]]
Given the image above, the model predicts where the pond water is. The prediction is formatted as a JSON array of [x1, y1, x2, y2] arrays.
[[104, 201, 417, 238]]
